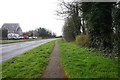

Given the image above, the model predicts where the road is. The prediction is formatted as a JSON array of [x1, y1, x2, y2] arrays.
[[0, 38, 58, 63]]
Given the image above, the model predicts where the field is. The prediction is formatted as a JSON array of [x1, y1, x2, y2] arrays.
[[58, 40, 118, 78]]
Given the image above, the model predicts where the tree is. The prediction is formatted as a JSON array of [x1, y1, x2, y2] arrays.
[[38, 28, 47, 38], [57, 0, 86, 41], [58, 1, 118, 57], [81, 2, 114, 51], [0, 28, 8, 39], [23, 27, 56, 39], [63, 17, 75, 41], [36, 27, 56, 38], [112, 1, 120, 55], [23, 30, 33, 37], [52, 32, 56, 37]]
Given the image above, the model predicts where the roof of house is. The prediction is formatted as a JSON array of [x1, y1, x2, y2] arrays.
[[2, 23, 21, 32]]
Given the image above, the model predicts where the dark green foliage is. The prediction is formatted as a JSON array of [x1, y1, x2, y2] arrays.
[[84, 3, 113, 49], [59, 1, 119, 57], [23, 27, 56, 38], [58, 1, 82, 41], [37, 27, 55, 38], [23, 30, 33, 37], [62, 3, 82, 41], [71, 3, 81, 36], [112, 2, 120, 57], [0, 28, 8, 39], [81, 2, 93, 20], [63, 17, 76, 42], [81, 2, 117, 57]]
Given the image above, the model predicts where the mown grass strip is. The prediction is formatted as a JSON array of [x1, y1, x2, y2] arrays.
[[0, 37, 42, 44], [0, 39, 33, 44], [58, 40, 118, 78], [1, 41, 55, 78]]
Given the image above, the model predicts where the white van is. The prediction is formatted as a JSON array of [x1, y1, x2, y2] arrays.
[[8, 33, 20, 40]]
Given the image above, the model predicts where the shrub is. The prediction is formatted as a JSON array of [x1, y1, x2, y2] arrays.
[[75, 35, 89, 47]]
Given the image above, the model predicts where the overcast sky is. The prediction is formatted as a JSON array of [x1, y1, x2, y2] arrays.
[[0, 0, 65, 36]]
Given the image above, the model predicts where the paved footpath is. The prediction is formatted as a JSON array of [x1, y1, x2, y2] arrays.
[[41, 42, 66, 78]]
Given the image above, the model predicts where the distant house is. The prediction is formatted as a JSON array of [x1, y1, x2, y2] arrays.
[[2, 23, 22, 36]]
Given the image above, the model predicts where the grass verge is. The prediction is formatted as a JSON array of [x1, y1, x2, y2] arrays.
[[0, 37, 42, 44], [0, 39, 34, 44], [1, 41, 55, 78], [58, 40, 118, 78]]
